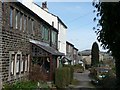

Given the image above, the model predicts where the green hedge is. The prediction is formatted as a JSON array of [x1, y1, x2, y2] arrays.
[[55, 66, 73, 88], [64, 65, 74, 83]]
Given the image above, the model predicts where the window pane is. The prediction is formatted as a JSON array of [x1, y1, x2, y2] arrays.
[[52, 31, 57, 44], [28, 18, 31, 34], [15, 10, 19, 29], [42, 26, 44, 40], [20, 13, 22, 31], [25, 56, 28, 71], [45, 27, 49, 41], [21, 59, 23, 72], [10, 7, 13, 27], [11, 54, 15, 75], [32, 20, 34, 35], [24, 15, 27, 32], [16, 54, 20, 73]]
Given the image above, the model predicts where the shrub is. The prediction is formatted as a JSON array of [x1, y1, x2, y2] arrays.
[[3, 80, 38, 90], [64, 65, 74, 83], [73, 64, 84, 73], [3, 80, 50, 89], [55, 67, 73, 88], [29, 64, 48, 82]]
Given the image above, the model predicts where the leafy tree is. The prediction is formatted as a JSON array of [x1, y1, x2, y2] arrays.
[[93, 1, 120, 87], [91, 42, 99, 67]]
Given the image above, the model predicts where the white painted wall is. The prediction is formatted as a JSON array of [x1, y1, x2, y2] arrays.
[[18, 0, 67, 54], [58, 22, 67, 55]]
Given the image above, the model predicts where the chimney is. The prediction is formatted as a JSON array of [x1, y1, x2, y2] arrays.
[[42, 1, 48, 11]]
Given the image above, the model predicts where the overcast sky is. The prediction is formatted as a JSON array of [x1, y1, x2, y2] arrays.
[[35, 1, 107, 52]]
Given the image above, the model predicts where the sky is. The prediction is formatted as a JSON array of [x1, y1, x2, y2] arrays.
[[35, 1, 106, 52]]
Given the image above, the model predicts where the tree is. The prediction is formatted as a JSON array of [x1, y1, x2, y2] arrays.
[[91, 42, 99, 67], [93, 1, 120, 87]]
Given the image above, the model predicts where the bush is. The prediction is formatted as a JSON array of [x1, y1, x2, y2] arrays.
[[3, 80, 50, 89], [73, 64, 84, 73], [29, 64, 48, 82], [3, 80, 38, 90], [55, 67, 73, 88], [64, 65, 74, 83]]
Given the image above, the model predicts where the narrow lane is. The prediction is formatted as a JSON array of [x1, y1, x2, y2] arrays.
[[73, 70, 95, 88]]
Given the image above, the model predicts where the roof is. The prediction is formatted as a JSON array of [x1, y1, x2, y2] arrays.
[[36, 44, 64, 56], [66, 41, 74, 47], [57, 17, 67, 29], [80, 49, 91, 56], [14, 2, 58, 32], [30, 40, 64, 56], [34, 2, 67, 29], [74, 47, 78, 51]]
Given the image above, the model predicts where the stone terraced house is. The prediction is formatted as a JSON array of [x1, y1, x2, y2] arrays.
[[66, 41, 79, 65], [0, 1, 64, 88]]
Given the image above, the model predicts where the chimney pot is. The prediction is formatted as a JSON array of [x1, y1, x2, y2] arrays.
[[42, 1, 48, 11]]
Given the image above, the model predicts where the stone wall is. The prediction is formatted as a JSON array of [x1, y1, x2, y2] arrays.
[[1, 2, 58, 87], [2, 2, 30, 84]]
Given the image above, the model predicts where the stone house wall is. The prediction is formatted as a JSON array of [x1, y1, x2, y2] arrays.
[[1, 2, 58, 86]]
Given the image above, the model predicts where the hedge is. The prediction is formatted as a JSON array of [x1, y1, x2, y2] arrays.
[[55, 66, 73, 88]]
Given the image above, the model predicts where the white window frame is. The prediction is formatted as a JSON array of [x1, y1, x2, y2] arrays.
[[15, 51, 22, 75], [9, 51, 15, 77]]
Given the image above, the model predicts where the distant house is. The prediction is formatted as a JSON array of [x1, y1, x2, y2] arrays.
[[66, 41, 79, 65], [0, 1, 64, 88], [79, 49, 114, 69], [80, 50, 91, 68], [66, 41, 74, 65], [73, 47, 79, 65]]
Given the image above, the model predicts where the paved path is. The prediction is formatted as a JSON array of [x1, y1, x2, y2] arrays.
[[71, 70, 95, 88]]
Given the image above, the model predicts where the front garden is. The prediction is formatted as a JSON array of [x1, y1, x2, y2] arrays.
[[3, 64, 84, 89]]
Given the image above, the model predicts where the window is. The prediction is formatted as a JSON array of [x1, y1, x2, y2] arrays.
[[23, 15, 27, 32], [21, 55, 24, 73], [42, 26, 44, 40], [31, 19, 34, 35], [20, 13, 23, 31], [10, 7, 13, 27], [25, 55, 28, 72], [52, 31, 57, 44], [52, 21, 54, 27], [42, 25, 49, 41], [15, 10, 19, 29], [10, 54, 15, 75], [16, 54, 20, 74], [28, 17, 31, 34], [45, 27, 49, 41]]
